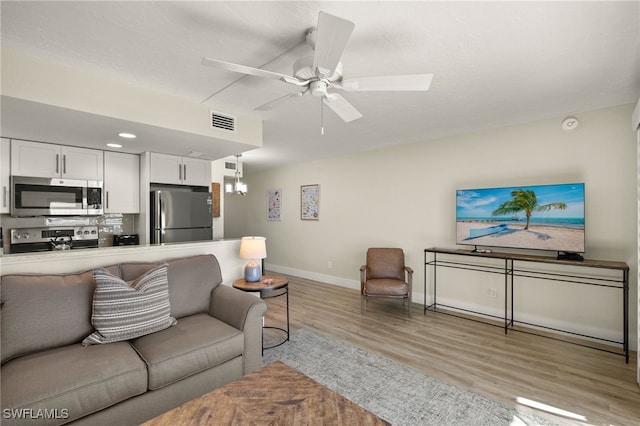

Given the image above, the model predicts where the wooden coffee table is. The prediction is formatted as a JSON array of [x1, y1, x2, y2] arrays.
[[142, 361, 389, 425]]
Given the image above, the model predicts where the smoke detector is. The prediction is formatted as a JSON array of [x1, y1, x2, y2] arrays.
[[562, 117, 579, 131]]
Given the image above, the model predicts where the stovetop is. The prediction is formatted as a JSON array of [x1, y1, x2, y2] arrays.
[[10, 226, 99, 253]]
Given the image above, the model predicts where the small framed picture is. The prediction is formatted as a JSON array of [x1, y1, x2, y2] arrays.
[[267, 189, 282, 221], [301, 184, 320, 220]]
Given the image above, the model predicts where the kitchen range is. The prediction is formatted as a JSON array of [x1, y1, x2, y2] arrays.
[[9, 226, 99, 254]]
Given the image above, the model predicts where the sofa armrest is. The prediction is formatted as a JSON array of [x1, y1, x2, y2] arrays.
[[209, 285, 267, 374]]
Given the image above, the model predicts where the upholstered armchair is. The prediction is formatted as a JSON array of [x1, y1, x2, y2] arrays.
[[359, 248, 413, 317]]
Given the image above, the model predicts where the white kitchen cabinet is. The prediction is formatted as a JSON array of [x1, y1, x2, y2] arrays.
[[1, 138, 10, 213], [10, 140, 59, 178], [182, 157, 212, 186], [104, 151, 139, 213], [61, 146, 104, 180], [149, 152, 211, 187], [10, 140, 103, 180], [149, 153, 182, 184]]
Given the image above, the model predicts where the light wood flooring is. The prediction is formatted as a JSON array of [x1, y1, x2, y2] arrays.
[[261, 272, 639, 426]]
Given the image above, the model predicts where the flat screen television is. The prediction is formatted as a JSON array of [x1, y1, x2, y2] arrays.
[[456, 183, 585, 255]]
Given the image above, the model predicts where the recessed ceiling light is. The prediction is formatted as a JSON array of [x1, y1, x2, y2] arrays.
[[107, 143, 123, 148], [118, 132, 136, 139]]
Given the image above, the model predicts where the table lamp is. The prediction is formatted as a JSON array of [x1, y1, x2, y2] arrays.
[[239, 236, 267, 282]]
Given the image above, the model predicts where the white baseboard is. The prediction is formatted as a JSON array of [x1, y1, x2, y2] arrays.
[[265, 263, 360, 290], [265, 262, 424, 303]]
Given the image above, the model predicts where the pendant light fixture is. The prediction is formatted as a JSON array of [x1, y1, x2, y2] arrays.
[[225, 154, 248, 195]]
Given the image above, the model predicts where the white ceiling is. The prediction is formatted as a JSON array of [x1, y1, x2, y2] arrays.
[[2, 1, 639, 173]]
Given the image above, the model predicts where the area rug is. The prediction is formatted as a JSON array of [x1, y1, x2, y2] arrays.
[[263, 328, 563, 426]]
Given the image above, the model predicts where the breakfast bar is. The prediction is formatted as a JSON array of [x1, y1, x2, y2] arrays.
[[0, 239, 246, 283]]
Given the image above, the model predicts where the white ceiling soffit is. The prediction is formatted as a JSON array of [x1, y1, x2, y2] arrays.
[[1, 1, 639, 172]]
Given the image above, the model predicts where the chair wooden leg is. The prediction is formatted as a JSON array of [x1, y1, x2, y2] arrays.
[[360, 295, 364, 314]]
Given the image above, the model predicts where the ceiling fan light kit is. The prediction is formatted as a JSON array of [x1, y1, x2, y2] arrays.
[[202, 11, 433, 129]]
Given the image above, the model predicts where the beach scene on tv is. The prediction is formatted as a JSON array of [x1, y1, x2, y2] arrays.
[[456, 183, 585, 253]]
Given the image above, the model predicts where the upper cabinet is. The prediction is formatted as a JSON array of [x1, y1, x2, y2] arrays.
[[11, 140, 104, 180], [149, 153, 211, 187], [182, 157, 212, 186], [104, 151, 140, 213], [1, 138, 10, 213]]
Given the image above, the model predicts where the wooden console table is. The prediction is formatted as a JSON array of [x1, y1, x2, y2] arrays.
[[424, 247, 630, 362]]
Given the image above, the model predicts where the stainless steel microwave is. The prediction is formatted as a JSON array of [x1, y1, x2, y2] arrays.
[[11, 176, 103, 216]]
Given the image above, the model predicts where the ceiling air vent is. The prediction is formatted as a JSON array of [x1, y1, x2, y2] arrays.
[[210, 111, 236, 132]]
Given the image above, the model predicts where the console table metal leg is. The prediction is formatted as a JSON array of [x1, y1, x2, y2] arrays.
[[424, 251, 438, 315], [623, 268, 629, 363], [423, 250, 427, 314], [433, 252, 437, 311], [504, 259, 508, 334], [509, 259, 514, 332], [286, 284, 290, 344]]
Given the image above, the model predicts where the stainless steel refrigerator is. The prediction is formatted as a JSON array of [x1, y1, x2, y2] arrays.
[[150, 190, 212, 244]]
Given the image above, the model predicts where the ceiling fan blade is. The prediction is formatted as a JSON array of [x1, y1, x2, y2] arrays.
[[340, 74, 434, 92], [254, 89, 308, 111], [323, 93, 362, 122], [312, 12, 355, 79], [201, 58, 306, 85]]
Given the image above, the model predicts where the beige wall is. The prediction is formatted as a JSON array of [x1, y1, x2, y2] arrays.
[[226, 104, 638, 349]]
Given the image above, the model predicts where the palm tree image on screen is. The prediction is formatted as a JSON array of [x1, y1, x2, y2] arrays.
[[492, 189, 566, 230]]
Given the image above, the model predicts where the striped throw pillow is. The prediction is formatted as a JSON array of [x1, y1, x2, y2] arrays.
[[82, 264, 177, 345]]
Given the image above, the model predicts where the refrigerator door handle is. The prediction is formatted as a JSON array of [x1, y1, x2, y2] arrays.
[[159, 197, 165, 232], [153, 192, 164, 244]]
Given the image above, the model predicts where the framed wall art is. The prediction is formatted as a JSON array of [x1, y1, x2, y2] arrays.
[[301, 184, 320, 220], [267, 188, 282, 221]]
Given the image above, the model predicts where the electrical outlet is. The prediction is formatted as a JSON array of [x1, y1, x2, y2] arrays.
[[488, 288, 497, 298], [327, 260, 333, 269]]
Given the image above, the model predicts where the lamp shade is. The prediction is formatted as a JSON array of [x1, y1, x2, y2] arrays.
[[239, 237, 266, 282], [239, 236, 267, 260]]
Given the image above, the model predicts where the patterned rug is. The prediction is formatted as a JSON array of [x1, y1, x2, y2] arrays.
[[263, 328, 565, 426]]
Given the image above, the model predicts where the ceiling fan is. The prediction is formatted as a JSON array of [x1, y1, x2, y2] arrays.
[[201, 11, 433, 123]]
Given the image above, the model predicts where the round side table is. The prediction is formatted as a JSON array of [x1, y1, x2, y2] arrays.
[[233, 276, 290, 353]]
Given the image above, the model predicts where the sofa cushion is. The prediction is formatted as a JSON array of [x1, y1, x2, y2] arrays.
[[119, 255, 223, 319], [1, 271, 96, 364], [83, 264, 177, 345], [131, 313, 244, 390], [1, 342, 147, 425]]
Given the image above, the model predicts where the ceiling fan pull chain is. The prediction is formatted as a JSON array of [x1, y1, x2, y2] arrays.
[[321, 99, 325, 135]]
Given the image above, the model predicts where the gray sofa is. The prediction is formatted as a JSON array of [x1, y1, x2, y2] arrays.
[[0, 254, 267, 425]]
